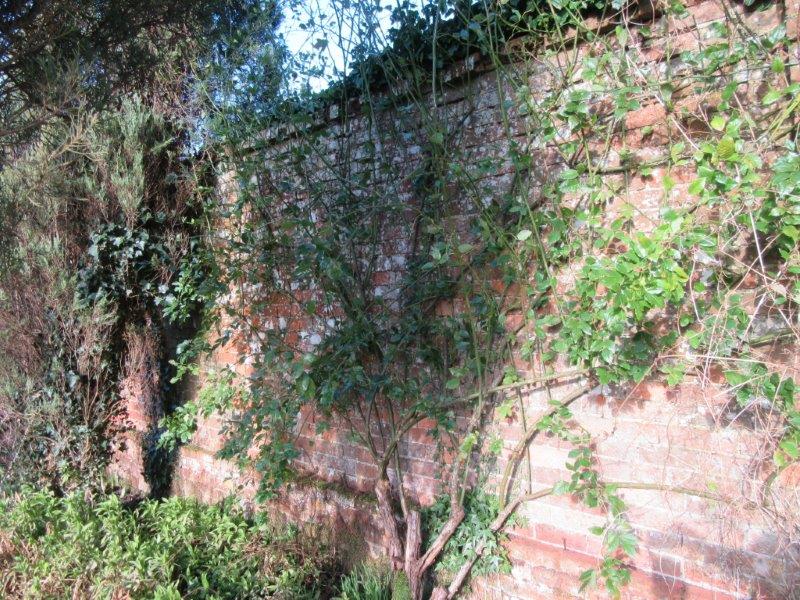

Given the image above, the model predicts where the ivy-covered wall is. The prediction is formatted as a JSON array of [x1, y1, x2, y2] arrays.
[[113, 0, 800, 597]]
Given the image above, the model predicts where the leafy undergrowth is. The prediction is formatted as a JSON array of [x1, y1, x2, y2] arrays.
[[335, 564, 393, 600], [0, 488, 340, 599], [423, 489, 515, 579]]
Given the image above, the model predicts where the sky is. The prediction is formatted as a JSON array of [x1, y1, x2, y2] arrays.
[[279, 0, 424, 90]]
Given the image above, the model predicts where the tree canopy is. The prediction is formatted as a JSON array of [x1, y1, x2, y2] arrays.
[[0, 0, 281, 154]]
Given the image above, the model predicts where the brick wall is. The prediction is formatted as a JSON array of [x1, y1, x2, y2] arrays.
[[112, 1, 800, 597]]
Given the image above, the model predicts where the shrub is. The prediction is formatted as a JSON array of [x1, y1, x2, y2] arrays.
[[0, 488, 338, 599]]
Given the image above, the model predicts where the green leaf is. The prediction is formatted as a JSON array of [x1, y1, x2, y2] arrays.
[[459, 432, 478, 456], [723, 370, 748, 387], [780, 439, 799, 460], [488, 437, 504, 455], [552, 481, 571, 495], [688, 178, 705, 195], [496, 399, 515, 419], [589, 526, 605, 536], [762, 89, 784, 106], [579, 569, 597, 591], [660, 82, 674, 103], [620, 532, 639, 556], [517, 229, 532, 241], [660, 362, 686, 386], [717, 136, 736, 160]]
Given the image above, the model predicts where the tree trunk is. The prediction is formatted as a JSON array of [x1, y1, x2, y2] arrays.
[[405, 510, 423, 599], [375, 478, 404, 570], [374, 479, 466, 600], [407, 503, 465, 600], [429, 588, 449, 600]]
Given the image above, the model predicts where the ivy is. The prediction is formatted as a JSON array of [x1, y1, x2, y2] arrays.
[[423, 489, 517, 577], [78, 216, 217, 328], [159, 368, 240, 452]]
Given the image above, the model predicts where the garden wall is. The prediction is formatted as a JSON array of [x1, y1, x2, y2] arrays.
[[111, 0, 800, 597]]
